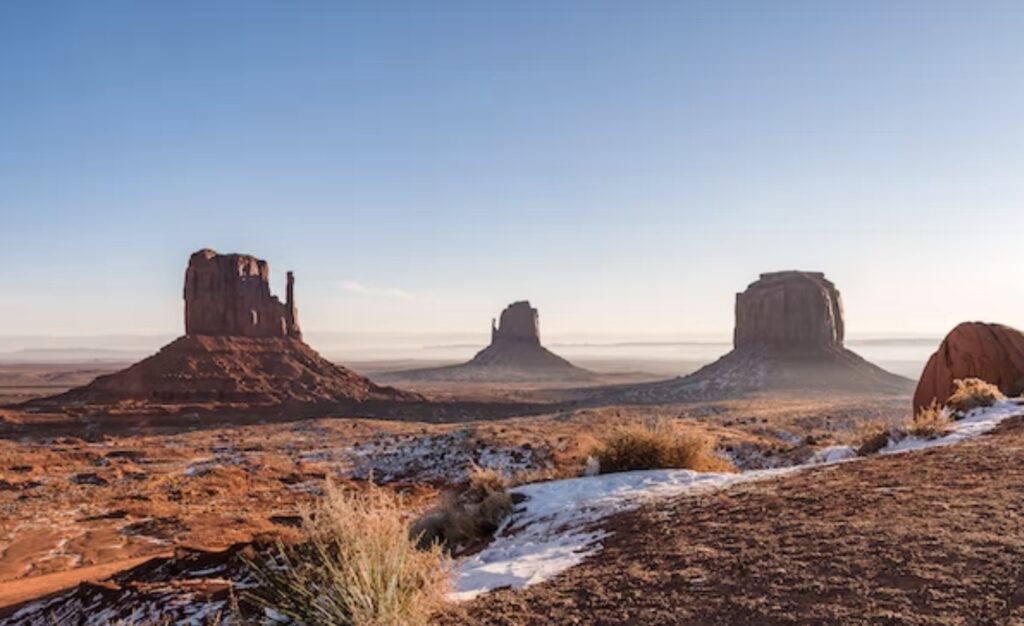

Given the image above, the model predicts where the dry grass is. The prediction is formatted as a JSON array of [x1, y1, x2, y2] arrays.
[[245, 481, 450, 626], [592, 420, 735, 474], [947, 378, 1004, 416], [856, 422, 895, 456], [907, 401, 953, 438], [857, 402, 955, 457], [412, 465, 514, 555]]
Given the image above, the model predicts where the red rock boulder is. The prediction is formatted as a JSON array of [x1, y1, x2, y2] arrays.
[[914, 322, 1024, 411]]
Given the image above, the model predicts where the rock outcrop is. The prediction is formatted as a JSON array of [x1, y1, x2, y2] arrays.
[[382, 300, 593, 383], [590, 271, 911, 404], [734, 271, 843, 352], [491, 301, 541, 344], [184, 249, 301, 339], [913, 322, 1024, 411], [29, 249, 414, 409]]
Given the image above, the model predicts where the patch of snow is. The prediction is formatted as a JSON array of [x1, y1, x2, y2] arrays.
[[810, 445, 857, 464], [453, 399, 1024, 601], [883, 399, 1023, 455], [345, 430, 551, 484], [452, 467, 788, 600]]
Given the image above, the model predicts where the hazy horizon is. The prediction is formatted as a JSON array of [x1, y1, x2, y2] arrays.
[[3, 2, 1022, 338]]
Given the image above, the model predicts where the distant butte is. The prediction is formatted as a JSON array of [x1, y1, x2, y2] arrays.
[[26, 249, 416, 410], [383, 300, 593, 382], [591, 271, 911, 404]]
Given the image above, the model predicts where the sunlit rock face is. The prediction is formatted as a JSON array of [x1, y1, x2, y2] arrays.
[[914, 322, 1024, 411], [183, 249, 301, 339], [733, 271, 844, 352]]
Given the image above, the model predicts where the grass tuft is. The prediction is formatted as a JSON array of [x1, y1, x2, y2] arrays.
[[411, 465, 514, 555], [592, 420, 735, 474], [245, 481, 450, 626], [946, 378, 1004, 416], [907, 401, 953, 438]]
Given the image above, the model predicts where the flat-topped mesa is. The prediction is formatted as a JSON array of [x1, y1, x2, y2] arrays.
[[734, 271, 844, 352], [184, 249, 301, 339], [491, 300, 541, 345]]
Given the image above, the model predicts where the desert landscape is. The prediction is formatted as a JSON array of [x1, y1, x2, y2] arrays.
[[3, 4, 1023, 625], [3, 248, 1023, 625]]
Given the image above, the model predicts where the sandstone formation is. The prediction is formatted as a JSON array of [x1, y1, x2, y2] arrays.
[[383, 301, 593, 382], [734, 271, 843, 351], [591, 271, 910, 404], [184, 249, 301, 339], [913, 322, 1024, 411], [29, 249, 414, 409], [491, 301, 541, 344]]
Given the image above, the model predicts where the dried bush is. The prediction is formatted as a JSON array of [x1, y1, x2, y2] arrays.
[[946, 378, 1004, 416], [592, 420, 735, 474], [411, 465, 514, 556], [245, 481, 450, 626]]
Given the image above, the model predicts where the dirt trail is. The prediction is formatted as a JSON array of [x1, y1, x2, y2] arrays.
[[443, 417, 1024, 626]]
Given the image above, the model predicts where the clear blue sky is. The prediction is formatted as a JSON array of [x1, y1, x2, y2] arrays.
[[1, 1, 1022, 339]]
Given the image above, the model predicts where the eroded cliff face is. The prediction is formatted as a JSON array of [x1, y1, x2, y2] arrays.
[[491, 301, 541, 345], [183, 249, 301, 339], [914, 322, 1024, 411], [734, 271, 844, 352]]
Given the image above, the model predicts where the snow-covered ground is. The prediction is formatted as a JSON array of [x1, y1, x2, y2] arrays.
[[452, 398, 1024, 600]]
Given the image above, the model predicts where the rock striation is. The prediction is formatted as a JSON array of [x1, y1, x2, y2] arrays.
[[184, 249, 301, 339], [591, 271, 911, 404], [913, 322, 1024, 411], [29, 249, 414, 409], [382, 300, 592, 383]]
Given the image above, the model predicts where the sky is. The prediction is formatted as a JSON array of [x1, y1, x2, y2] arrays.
[[1, 1, 1022, 343]]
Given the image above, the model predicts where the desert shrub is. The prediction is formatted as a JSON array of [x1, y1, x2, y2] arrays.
[[907, 401, 952, 438], [946, 378, 1005, 416], [411, 465, 514, 555], [245, 481, 450, 626], [592, 420, 735, 474], [855, 422, 895, 456]]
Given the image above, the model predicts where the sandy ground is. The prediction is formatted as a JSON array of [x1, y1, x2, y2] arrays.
[[0, 388, 909, 611], [441, 416, 1024, 626]]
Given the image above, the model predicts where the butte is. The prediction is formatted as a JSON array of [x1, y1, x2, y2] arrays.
[[590, 271, 911, 404], [382, 300, 593, 383], [26, 249, 415, 411]]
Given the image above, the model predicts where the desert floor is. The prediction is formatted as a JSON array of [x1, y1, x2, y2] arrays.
[[0, 363, 908, 613], [440, 415, 1024, 626]]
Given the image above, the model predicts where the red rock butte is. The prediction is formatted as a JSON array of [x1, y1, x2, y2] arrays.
[[26, 249, 414, 409], [184, 249, 301, 339], [913, 322, 1024, 411], [591, 271, 911, 404], [734, 271, 844, 352]]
